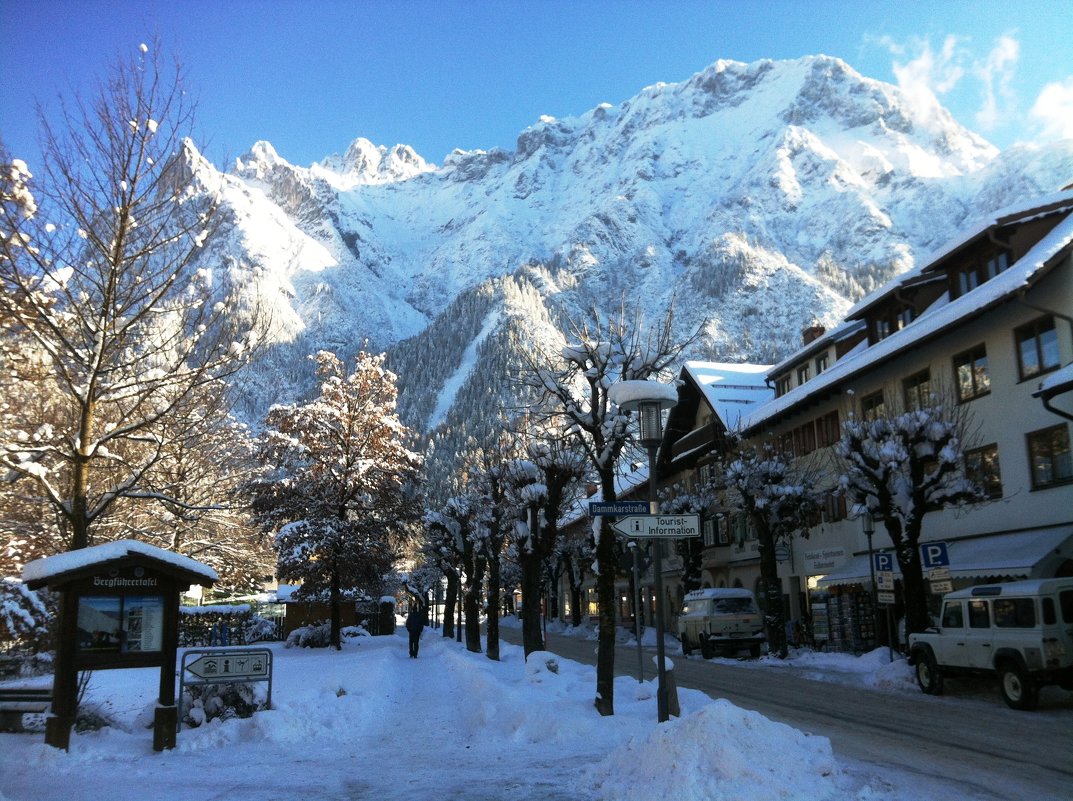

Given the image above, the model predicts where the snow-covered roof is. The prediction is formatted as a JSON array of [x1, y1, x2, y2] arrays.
[[740, 205, 1073, 432], [845, 189, 1073, 320], [1035, 363, 1073, 398], [22, 539, 218, 586], [682, 361, 773, 430]]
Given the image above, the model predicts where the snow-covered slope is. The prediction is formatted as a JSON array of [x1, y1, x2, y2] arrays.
[[186, 54, 1073, 441]]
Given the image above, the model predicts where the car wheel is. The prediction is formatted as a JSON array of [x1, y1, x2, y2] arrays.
[[914, 650, 944, 695], [999, 661, 1039, 711], [700, 636, 715, 660], [749, 644, 762, 659], [681, 634, 693, 656]]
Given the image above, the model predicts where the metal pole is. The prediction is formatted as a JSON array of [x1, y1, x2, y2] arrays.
[[629, 541, 644, 683], [864, 514, 879, 651], [650, 444, 669, 723]]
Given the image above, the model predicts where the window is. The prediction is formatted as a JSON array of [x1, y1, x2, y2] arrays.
[[815, 353, 829, 374], [861, 392, 886, 421], [984, 251, 1009, 280], [793, 422, 816, 455], [993, 598, 1036, 628], [816, 411, 840, 447], [903, 369, 932, 410], [965, 444, 1002, 499], [1016, 316, 1060, 380], [775, 375, 792, 397], [823, 491, 847, 522], [941, 602, 964, 628], [954, 344, 990, 402], [968, 600, 990, 628], [1061, 590, 1073, 624], [703, 518, 716, 547], [797, 364, 810, 385], [1027, 424, 1073, 488], [952, 247, 1011, 298]]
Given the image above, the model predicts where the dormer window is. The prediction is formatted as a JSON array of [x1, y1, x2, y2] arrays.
[[951, 247, 1011, 299], [796, 364, 810, 385], [775, 375, 791, 397]]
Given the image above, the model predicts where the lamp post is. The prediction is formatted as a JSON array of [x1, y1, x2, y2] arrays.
[[861, 510, 878, 649], [627, 540, 644, 683], [608, 379, 678, 723]]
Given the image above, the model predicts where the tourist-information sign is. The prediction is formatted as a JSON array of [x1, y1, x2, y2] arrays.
[[611, 514, 700, 539], [183, 648, 272, 682], [590, 501, 651, 516]]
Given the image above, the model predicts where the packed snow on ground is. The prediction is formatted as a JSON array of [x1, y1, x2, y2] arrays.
[[0, 621, 999, 801]]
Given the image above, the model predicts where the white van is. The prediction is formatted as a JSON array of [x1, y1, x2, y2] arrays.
[[908, 578, 1073, 710], [678, 588, 766, 659]]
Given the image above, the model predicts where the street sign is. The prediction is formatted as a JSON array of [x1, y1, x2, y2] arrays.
[[589, 501, 651, 516], [920, 541, 950, 569], [178, 647, 274, 733], [183, 648, 271, 681], [926, 566, 951, 581], [877, 591, 896, 605], [876, 571, 895, 591], [611, 514, 700, 539], [930, 579, 954, 594], [873, 552, 895, 572]]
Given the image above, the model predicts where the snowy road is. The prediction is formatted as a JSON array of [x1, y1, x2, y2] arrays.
[[509, 627, 1073, 801]]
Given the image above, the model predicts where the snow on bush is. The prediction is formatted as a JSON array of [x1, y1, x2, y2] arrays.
[[284, 621, 368, 648], [0, 578, 53, 664], [182, 681, 268, 728]]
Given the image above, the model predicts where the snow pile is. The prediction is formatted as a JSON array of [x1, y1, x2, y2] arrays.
[[587, 699, 841, 801], [0, 633, 1012, 801]]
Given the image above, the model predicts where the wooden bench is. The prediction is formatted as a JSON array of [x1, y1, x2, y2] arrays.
[[0, 687, 52, 732]]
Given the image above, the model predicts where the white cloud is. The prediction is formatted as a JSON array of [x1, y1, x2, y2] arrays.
[[877, 32, 1022, 133], [974, 34, 1020, 130], [882, 35, 966, 124], [1030, 77, 1073, 141]]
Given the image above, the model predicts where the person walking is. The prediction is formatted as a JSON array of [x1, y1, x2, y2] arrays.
[[405, 605, 424, 658]]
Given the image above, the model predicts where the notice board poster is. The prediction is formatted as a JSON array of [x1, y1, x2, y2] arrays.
[[78, 595, 164, 653]]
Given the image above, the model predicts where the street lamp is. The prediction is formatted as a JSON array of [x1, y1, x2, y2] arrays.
[[861, 510, 878, 648], [608, 379, 678, 723]]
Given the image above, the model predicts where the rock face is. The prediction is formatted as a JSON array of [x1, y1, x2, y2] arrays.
[[184, 54, 1073, 446]]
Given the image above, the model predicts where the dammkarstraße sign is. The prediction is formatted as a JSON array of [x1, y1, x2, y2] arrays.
[[611, 514, 700, 539]]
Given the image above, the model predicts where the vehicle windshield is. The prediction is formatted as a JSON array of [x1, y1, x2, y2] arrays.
[[712, 598, 757, 614]]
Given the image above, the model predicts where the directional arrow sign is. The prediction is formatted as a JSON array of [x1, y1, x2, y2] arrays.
[[184, 649, 271, 681], [611, 514, 700, 539]]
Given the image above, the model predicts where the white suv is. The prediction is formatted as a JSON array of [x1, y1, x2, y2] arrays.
[[908, 578, 1073, 710]]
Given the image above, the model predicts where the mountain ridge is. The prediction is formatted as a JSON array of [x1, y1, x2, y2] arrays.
[[180, 54, 1073, 468]]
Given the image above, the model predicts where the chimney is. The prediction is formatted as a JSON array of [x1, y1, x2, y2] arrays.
[[802, 325, 826, 345]]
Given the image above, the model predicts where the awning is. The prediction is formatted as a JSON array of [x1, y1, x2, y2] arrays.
[[814, 554, 897, 589], [813, 527, 1073, 588], [946, 527, 1072, 579]]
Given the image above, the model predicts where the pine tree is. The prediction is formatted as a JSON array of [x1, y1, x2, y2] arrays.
[[251, 350, 422, 649]]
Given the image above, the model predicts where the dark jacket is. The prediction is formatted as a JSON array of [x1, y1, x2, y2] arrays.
[[405, 610, 423, 634]]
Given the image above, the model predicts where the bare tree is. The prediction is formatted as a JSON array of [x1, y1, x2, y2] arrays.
[[0, 43, 261, 552], [520, 301, 693, 716]]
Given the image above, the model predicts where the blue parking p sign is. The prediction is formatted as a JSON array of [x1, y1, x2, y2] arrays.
[[920, 542, 950, 569], [873, 552, 895, 572]]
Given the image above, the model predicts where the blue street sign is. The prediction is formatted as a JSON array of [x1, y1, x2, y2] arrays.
[[873, 552, 895, 572], [920, 541, 950, 569], [589, 501, 651, 516]]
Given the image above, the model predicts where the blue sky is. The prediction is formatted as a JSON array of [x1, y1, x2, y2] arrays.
[[2, 0, 1071, 169]]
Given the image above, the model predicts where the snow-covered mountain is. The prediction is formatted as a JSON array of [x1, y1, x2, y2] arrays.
[[185, 54, 1073, 466]]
